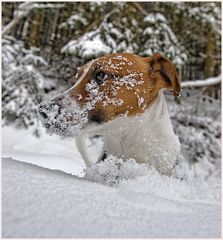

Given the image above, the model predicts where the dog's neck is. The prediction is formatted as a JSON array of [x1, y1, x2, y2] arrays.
[[83, 91, 180, 175]]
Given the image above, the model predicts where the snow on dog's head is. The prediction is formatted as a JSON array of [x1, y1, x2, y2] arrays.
[[38, 52, 180, 136]]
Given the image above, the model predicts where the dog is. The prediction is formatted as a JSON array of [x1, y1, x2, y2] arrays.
[[38, 53, 182, 176]]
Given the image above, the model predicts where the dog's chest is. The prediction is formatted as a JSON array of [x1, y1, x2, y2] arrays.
[[100, 92, 181, 175]]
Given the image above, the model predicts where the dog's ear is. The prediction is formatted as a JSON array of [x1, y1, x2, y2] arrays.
[[145, 53, 181, 97]]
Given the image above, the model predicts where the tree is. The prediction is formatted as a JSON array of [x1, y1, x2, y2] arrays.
[[2, 2, 64, 37], [159, 2, 221, 80], [2, 2, 221, 81], [2, 36, 47, 134], [140, 12, 187, 67]]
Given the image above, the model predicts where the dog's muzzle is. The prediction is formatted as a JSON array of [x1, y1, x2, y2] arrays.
[[38, 95, 88, 136], [38, 95, 65, 120]]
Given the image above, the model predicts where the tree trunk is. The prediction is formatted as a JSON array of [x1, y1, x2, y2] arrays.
[[205, 32, 215, 78]]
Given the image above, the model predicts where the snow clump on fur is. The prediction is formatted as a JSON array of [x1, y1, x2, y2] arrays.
[[84, 155, 150, 186]]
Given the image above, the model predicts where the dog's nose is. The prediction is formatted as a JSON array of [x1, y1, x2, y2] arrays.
[[38, 95, 66, 119], [38, 104, 48, 119]]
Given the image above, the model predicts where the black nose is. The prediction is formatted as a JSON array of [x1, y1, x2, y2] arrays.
[[38, 104, 48, 119], [38, 95, 67, 120]]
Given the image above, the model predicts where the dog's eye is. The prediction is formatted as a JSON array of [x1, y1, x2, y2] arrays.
[[94, 71, 108, 84]]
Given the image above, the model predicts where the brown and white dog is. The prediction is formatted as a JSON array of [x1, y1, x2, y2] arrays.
[[38, 53, 182, 175]]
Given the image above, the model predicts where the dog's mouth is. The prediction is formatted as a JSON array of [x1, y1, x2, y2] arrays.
[[88, 110, 106, 124]]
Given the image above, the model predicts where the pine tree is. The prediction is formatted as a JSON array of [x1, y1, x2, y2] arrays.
[[2, 36, 47, 133], [140, 12, 187, 67], [159, 2, 221, 80]]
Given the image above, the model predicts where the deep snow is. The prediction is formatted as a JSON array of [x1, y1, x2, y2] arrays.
[[2, 158, 221, 238], [2, 126, 221, 237]]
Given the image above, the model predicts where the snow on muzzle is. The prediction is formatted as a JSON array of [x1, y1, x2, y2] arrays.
[[38, 60, 97, 136], [38, 94, 88, 136]]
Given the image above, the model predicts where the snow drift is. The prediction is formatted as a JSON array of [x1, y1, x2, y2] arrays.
[[2, 158, 220, 238]]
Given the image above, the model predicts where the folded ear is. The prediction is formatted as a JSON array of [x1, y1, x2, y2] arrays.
[[145, 53, 181, 97]]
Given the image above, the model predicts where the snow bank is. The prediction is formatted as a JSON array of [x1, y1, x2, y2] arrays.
[[2, 158, 221, 238], [85, 155, 220, 205], [119, 167, 220, 205], [2, 126, 221, 238]]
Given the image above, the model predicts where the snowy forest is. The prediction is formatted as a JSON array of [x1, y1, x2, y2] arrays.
[[2, 1, 222, 238]]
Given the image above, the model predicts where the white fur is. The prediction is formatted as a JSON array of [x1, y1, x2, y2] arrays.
[[78, 91, 181, 175]]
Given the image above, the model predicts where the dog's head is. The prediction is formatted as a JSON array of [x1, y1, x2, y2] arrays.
[[38, 53, 180, 136]]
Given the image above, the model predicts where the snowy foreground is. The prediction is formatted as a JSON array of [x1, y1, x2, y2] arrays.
[[2, 126, 221, 238]]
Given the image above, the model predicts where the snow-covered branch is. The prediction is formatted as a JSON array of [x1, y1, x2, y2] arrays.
[[2, 2, 64, 36], [181, 75, 221, 88]]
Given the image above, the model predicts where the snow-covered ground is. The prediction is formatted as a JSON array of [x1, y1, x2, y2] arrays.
[[2, 126, 221, 238], [2, 126, 87, 176]]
